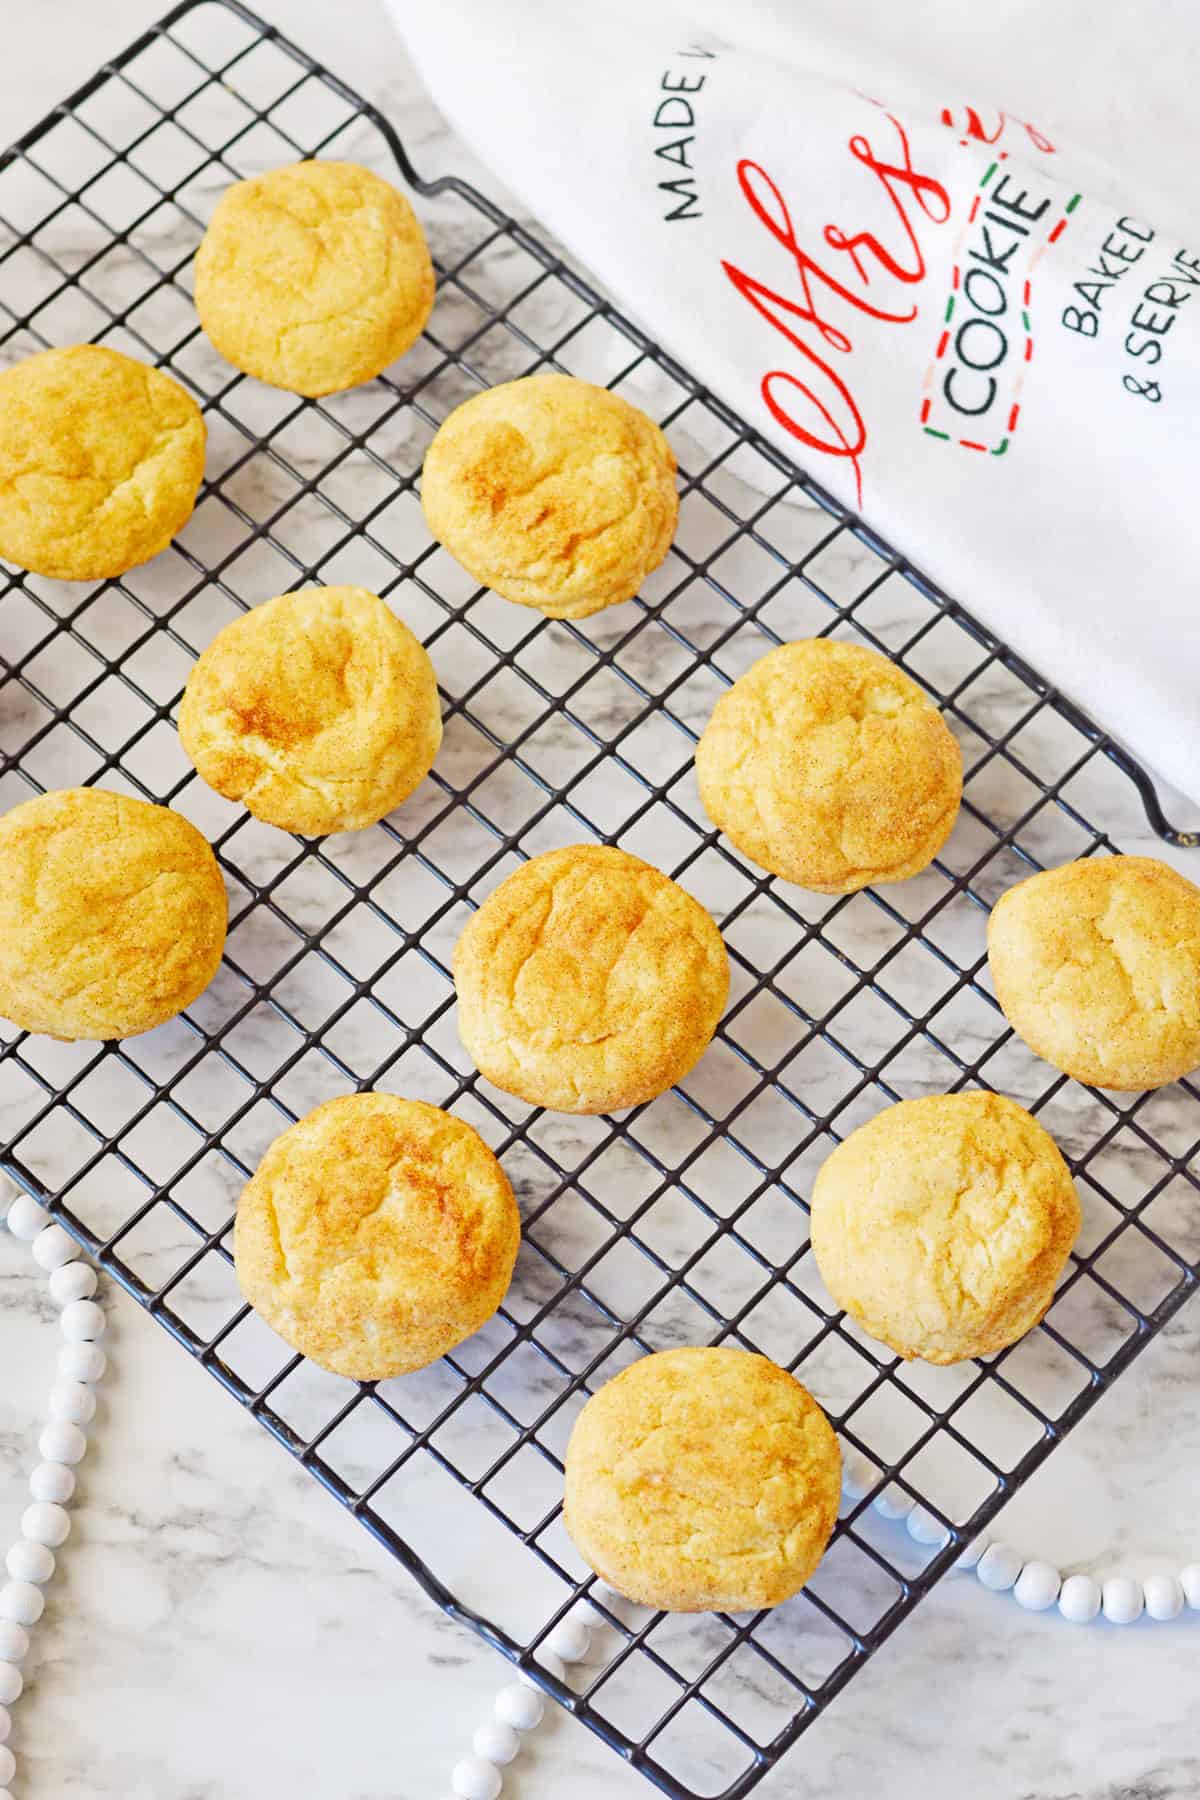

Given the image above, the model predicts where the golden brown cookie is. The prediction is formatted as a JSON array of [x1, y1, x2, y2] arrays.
[[178, 585, 442, 835], [564, 1346, 841, 1612], [695, 638, 962, 894], [420, 374, 678, 620], [988, 855, 1200, 1091], [234, 1093, 520, 1380], [810, 1092, 1081, 1365], [0, 787, 226, 1041], [0, 345, 206, 581], [194, 160, 434, 395], [452, 844, 729, 1114]]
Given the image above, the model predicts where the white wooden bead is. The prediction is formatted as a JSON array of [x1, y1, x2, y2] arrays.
[[0, 1667, 19, 1708], [22, 1503, 70, 1549], [5, 1193, 48, 1240], [840, 1453, 874, 1500], [954, 1537, 988, 1571], [5, 1542, 53, 1585], [977, 1543, 1023, 1592], [905, 1507, 950, 1549], [1102, 1576, 1143, 1624], [30, 1461, 75, 1504], [0, 1745, 14, 1787], [0, 1582, 43, 1625], [1058, 1574, 1101, 1623], [48, 1381, 96, 1426], [38, 1421, 85, 1466], [545, 1618, 590, 1663], [1013, 1560, 1060, 1612], [494, 1683, 543, 1730], [473, 1720, 520, 1766], [60, 1298, 105, 1342], [451, 1754, 502, 1800], [0, 1625, 27, 1666], [0, 1705, 9, 1743], [32, 1224, 76, 1271], [521, 1650, 565, 1687], [1179, 1564, 1200, 1610], [1143, 1574, 1184, 1622], [50, 1264, 98, 1307], [873, 1485, 914, 1521]]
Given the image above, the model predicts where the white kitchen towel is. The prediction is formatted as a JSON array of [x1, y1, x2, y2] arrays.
[[398, 1, 1200, 809]]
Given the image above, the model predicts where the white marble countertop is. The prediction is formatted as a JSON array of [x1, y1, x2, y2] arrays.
[[3, 3, 1200, 1797]]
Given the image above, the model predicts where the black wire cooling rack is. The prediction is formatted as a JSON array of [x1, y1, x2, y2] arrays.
[[2, 4, 1199, 1795]]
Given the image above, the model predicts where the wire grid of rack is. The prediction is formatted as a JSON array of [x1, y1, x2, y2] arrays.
[[1, 3, 1199, 1795]]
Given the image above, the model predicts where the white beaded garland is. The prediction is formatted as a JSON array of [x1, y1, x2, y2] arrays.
[[873, 1484, 914, 1521], [21, 1502, 70, 1550], [1058, 1574, 1102, 1624], [48, 1380, 96, 1426], [1102, 1576, 1144, 1625], [60, 1298, 105, 1342], [0, 1230, 102, 1786], [451, 1754, 502, 1800], [494, 1683, 543, 1730], [5, 1542, 53, 1586], [1143, 1575, 1184, 1622], [1013, 1561, 1060, 1612], [1180, 1564, 1200, 1610], [521, 1650, 565, 1687], [58, 1341, 104, 1384], [839, 1453, 874, 1500], [545, 1617, 590, 1663], [5, 1193, 48, 1240], [473, 1720, 520, 1766], [30, 1461, 75, 1505], [31, 1224, 76, 1272], [0, 1583, 43, 1627], [38, 1421, 86, 1466], [976, 1543, 1023, 1593], [50, 1263, 98, 1307], [905, 1507, 950, 1549], [954, 1537, 988, 1571]]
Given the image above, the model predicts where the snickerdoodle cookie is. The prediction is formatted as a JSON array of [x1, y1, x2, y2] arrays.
[[235, 1093, 520, 1379], [194, 160, 434, 395], [696, 638, 962, 894], [810, 1092, 1081, 1364], [0, 345, 205, 581], [988, 855, 1200, 1091], [452, 844, 729, 1114], [420, 374, 678, 619], [0, 787, 226, 1041], [564, 1346, 841, 1612], [178, 585, 442, 835]]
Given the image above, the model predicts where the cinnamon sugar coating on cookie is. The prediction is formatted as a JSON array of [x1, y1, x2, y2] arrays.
[[988, 855, 1200, 1090], [420, 374, 678, 619], [235, 1094, 520, 1380], [452, 844, 728, 1114], [564, 1347, 841, 1612], [696, 638, 962, 894], [811, 1092, 1081, 1364], [195, 160, 434, 395]]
